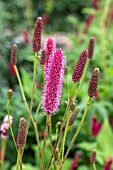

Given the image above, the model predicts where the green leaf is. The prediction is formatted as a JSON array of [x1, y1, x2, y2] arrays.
[[77, 165, 89, 170], [62, 158, 72, 170], [11, 163, 38, 170]]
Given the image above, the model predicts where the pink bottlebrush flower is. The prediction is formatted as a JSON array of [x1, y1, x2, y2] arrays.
[[91, 115, 102, 136], [72, 49, 88, 83], [9, 63, 16, 75], [42, 49, 65, 115], [90, 149, 96, 164], [32, 16, 43, 52], [104, 158, 113, 170], [88, 68, 100, 97], [22, 29, 30, 44], [44, 37, 56, 79], [70, 153, 81, 170], [88, 37, 95, 59]]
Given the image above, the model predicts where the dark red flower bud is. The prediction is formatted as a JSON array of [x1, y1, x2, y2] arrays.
[[88, 37, 95, 59], [17, 118, 27, 147], [88, 68, 100, 97], [68, 106, 80, 126], [72, 49, 88, 83], [40, 49, 46, 65], [10, 44, 17, 65], [90, 149, 96, 164], [32, 17, 43, 52]]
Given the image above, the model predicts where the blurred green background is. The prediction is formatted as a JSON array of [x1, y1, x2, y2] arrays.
[[1, 0, 113, 169]]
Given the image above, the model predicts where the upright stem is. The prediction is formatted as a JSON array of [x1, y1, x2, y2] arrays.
[[49, 117, 53, 152], [7, 99, 18, 152], [14, 60, 42, 162], [61, 97, 92, 167], [74, 59, 90, 99], [16, 147, 21, 170], [41, 114, 50, 170], [28, 52, 37, 127], [35, 100, 42, 124], [0, 139, 6, 170], [93, 163, 97, 170]]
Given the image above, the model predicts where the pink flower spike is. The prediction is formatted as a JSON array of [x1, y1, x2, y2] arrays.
[[42, 49, 65, 115], [44, 37, 56, 79]]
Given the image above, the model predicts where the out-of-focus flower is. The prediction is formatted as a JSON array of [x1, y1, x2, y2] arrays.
[[91, 115, 102, 136], [22, 29, 30, 44], [9, 63, 16, 75], [3, 115, 13, 124], [94, 89, 99, 100], [90, 149, 96, 164], [92, 0, 99, 10], [70, 153, 81, 170], [43, 13, 49, 29], [104, 157, 113, 170]]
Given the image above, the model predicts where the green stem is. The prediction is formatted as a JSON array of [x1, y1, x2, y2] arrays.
[[61, 97, 92, 167], [0, 139, 6, 170], [14, 59, 42, 162], [35, 100, 42, 124], [74, 59, 90, 99], [16, 147, 21, 170], [7, 99, 18, 152], [41, 114, 50, 170], [27, 52, 37, 127], [59, 111, 71, 160], [93, 163, 96, 170], [49, 116, 53, 153]]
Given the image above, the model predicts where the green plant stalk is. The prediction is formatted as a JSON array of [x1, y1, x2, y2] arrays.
[[47, 101, 73, 170], [93, 163, 96, 170], [60, 97, 92, 168], [27, 52, 37, 127], [41, 114, 50, 170], [7, 99, 18, 152], [35, 100, 42, 124], [49, 116, 53, 152], [16, 147, 21, 170], [74, 59, 90, 99], [100, 0, 111, 82], [14, 60, 42, 162], [0, 139, 6, 170], [59, 111, 71, 160]]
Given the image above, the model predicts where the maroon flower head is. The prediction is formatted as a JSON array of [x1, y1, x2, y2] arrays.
[[90, 149, 96, 164], [88, 37, 95, 59], [17, 118, 27, 147], [72, 49, 88, 83], [104, 158, 113, 170], [10, 44, 17, 65], [40, 49, 46, 65], [88, 68, 100, 97], [32, 16, 43, 52], [91, 115, 102, 136]]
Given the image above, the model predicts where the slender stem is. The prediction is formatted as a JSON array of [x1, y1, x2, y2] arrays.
[[49, 116, 53, 152], [65, 75, 69, 99], [7, 99, 18, 152], [35, 100, 42, 124], [14, 65, 29, 111], [16, 147, 21, 170], [59, 111, 71, 160], [41, 114, 50, 170], [14, 61, 42, 162], [28, 52, 37, 127], [74, 59, 90, 99], [61, 97, 92, 167], [46, 101, 71, 170], [93, 163, 96, 170], [0, 139, 6, 170]]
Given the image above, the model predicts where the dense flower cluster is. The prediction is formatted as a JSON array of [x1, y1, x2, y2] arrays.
[[32, 17, 43, 52], [10, 44, 17, 65], [17, 118, 27, 147], [88, 68, 100, 97], [88, 37, 95, 59], [42, 49, 65, 114], [90, 149, 96, 164], [72, 49, 88, 83]]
